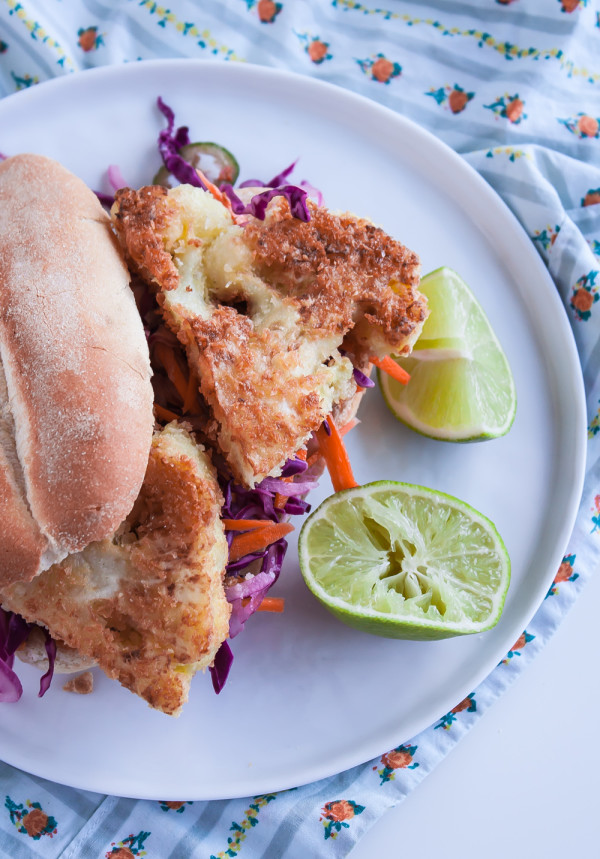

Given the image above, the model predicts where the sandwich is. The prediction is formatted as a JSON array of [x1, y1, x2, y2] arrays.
[[0, 154, 229, 715], [0, 131, 428, 715]]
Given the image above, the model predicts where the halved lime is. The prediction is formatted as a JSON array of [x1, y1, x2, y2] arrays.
[[380, 267, 516, 441], [299, 481, 510, 640]]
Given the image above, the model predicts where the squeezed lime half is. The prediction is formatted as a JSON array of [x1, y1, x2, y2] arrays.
[[299, 481, 510, 640], [380, 267, 516, 441]]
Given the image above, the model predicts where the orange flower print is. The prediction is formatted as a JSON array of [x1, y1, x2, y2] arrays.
[[159, 800, 192, 813], [308, 39, 329, 63], [320, 799, 364, 839], [23, 808, 50, 838], [546, 553, 578, 596], [106, 831, 150, 857], [502, 630, 535, 661], [573, 287, 595, 312], [570, 271, 599, 320], [382, 749, 411, 769], [484, 94, 527, 124], [376, 743, 419, 782], [357, 53, 401, 84], [559, 113, 600, 139], [578, 115, 599, 137], [427, 84, 474, 113], [325, 800, 355, 822], [505, 98, 524, 123], [295, 32, 332, 64], [559, 0, 587, 11], [5, 797, 57, 840], [77, 26, 103, 52], [449, 88, 472, 113], [451, 695, 476, 714], [373, 57, 398, 83], [582, 188, 600, 206], [257, 0, 282, 23], [435, 695, 476, 729]]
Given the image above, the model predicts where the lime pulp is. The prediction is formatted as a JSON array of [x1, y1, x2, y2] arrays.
[[299, 481, 510, 640]]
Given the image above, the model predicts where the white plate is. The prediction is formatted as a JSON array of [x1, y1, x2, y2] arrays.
[[0, 60, 586, 800]]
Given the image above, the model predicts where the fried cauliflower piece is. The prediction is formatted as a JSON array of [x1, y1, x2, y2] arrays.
[[0, 423, 230, 716], [112, 185, 428, 487]]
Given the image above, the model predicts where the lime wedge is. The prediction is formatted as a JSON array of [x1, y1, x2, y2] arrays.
[[299, 481, 510, 640], [380, 267, 516, 441]]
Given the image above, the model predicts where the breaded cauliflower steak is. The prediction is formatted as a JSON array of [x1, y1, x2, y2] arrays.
[[112, 185, 428, 487], [0, 423, 230, 716]]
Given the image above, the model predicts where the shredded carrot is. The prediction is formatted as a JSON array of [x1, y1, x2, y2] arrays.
[[370, 355, 411, 385], [153, 404, 180, 423], [296, 448, 307, 461], [256, 597, 285, 613], [154, 343, 189, 403], [240, 596, 285, 613], [222, 518, 275, 532], [316, 416, 358, 493], [229, 522, 295, 562], [195, 167, 234, 212]]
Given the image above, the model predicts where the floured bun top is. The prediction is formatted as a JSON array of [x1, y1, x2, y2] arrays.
[[0, 153, 154, 587]]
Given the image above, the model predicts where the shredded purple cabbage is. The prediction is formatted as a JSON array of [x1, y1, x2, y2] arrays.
[[209, 640, 233, 694], [226, 549, 268, 574], [5, 612, 31, 660], [107, 164, 128, 192], [156, 97, 207, 191], [154, 99, 311, 224], [225, 540, 288, 640], [95, 190, 115, 207], [0, 611, 26, 703], [216, 452, 320, 691], [221, 182, 310, 222], [0, 609, 57, 701], [299, 179, 324, 207], [283, 497, 311, 516], [0, 661, 21, 704], [267, 160, 299, 188], [238, 160, 298, 190], [353, 367, 375, 388], [259, 476, 320, 497], [280, 456, 308, 478]]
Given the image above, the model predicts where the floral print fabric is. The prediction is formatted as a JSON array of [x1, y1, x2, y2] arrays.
[[0, 1, 599, 856]]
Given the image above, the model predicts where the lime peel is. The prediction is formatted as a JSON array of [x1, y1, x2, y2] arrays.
[[380, 267, 516, 442]]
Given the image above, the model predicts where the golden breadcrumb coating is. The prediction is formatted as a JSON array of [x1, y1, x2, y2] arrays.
[[112, 185, 427, 486], [1, 424, 230, 716]]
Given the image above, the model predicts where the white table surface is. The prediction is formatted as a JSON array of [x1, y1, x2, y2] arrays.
[[349, 560, 600, 858]]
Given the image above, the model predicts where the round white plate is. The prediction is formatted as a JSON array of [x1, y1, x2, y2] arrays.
[[0, 60, 586, 800]]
